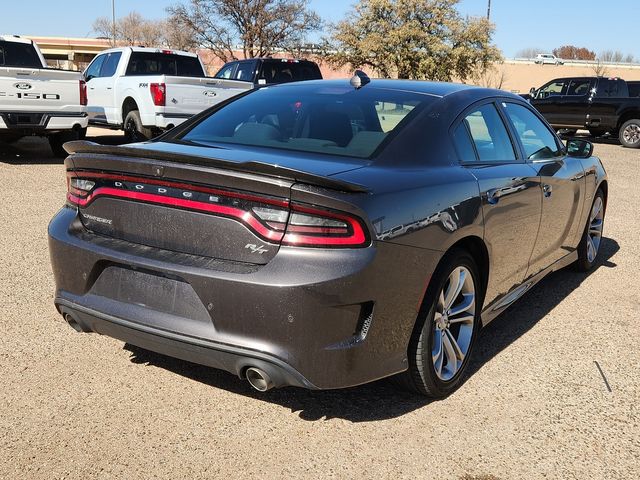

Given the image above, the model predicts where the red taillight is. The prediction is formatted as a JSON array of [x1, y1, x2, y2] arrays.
[[150, 83, 166, 106], [79, 80, 87, 106], [66, 172, 369, 248]]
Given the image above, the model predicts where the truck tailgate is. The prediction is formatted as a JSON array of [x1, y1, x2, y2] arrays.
[[0, 67, 82, 113], [161, 76, 253, 117]]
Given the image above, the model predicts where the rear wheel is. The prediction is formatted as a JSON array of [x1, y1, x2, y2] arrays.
[[124, 110, 152, 143], [574, 189, 605, 271], [588, 128, 606, 138], [396, 249, 481, 398], [619, 119, 640, 148]]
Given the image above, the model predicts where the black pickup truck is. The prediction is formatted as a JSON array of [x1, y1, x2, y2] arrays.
[[213, 58, 322, 85], [529, 76, 640, 148]]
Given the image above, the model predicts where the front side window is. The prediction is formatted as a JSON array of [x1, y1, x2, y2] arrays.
[[234, 61, 256, 81], [215, 63, 235, 79], [504, 103, 563, 160], [178, 85, 434, 159], [537, 80, 567, 98], [463, 104, 517, 162]]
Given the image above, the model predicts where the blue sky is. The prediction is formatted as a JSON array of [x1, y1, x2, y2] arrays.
[[0, 0, 638, 59]]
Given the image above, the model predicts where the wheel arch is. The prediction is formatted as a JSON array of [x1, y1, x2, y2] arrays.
[[616, 109, 640, 130], [447, 236, 490, 305], [121, 96, 139, 124]]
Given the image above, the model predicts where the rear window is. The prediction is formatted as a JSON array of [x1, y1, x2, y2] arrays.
[[258, 60, 322, 84], [179, 84, 432, 158], [0, 40, 42, 68], [126, 52, 205, 77]]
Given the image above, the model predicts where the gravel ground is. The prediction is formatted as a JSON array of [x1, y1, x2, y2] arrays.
[[0, 129, 638, 479]]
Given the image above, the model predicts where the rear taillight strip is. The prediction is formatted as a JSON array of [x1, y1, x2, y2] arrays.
[[68, 188, 284, 242], [66, 172, 370, 248]]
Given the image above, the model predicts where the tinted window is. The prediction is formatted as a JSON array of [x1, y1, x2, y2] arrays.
[[504, 103, 563, 160], [99, 52, 122, 77], [85, 54, 106, 80], [179, 85, 433, 159], [258, 61, 322, 84], [125, 52, 205, 77], [567, 79, 591, 96], [234, 61, 256, 81], [629, 82, 640, 98], [537, 80, 567, 98], [0, 40, 42, 68], [464, 104, 516, 162], [452, 123, 477, 162], [598, 79, 627, 97], [215, 63, 235, 79]]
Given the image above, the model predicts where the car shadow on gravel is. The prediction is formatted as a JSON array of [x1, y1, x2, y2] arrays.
[[123, 237, 620, 423]]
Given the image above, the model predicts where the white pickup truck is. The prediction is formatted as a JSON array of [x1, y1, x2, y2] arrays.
[[84, 46, 253, 141], [0, 35, 88, 156]]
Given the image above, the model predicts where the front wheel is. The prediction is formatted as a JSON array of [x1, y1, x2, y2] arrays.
[[48, 130, 80, 158], [619, 119, 640, 148], [574, 189, 605, 271], [396, 249, 481, 398]]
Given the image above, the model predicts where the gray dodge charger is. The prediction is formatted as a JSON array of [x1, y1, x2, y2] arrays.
[[48, 76, 607, 398]]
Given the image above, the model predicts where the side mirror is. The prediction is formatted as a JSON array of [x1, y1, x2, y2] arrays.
[[529, 87, 536, 97], [566, 138, 594, 158]]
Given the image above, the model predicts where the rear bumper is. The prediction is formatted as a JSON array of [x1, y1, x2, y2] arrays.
[[49, 206, 438, 389], [56, 299, 316, 389], [0, 111, 88, 134], [143, 112, 193, 130]]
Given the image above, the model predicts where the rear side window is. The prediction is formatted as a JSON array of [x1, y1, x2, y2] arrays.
[[179, 85, 433, 159], [452, 123, 477, 162], [99, 52, 122, 77], [126, 52, 205, 77], [504, 103, 563, 160], [259, 61, 322, 84], [0, 40, 42, 68], [566, 79, 591, 96], [629, 82, 640, 98], [463, 104, 517, 162]]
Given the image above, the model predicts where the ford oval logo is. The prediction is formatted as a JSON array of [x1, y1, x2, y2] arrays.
[[203, 91, 217, 97], [14, 83, 32, 90]]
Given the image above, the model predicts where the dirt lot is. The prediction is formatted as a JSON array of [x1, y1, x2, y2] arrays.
[[0, 129, 638, 479]]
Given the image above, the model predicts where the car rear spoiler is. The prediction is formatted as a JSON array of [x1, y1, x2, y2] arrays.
[[64, 141, 370, 194]]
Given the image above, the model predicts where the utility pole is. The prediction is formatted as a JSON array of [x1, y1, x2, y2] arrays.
[[487, 0, 491, 19], [111, 0, 116, 45]]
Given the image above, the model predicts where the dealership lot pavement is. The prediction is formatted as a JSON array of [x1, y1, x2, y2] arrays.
[[0, 129, 638, 479]]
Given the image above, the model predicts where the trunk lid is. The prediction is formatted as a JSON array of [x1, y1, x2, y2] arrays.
[[65, 141, 369, 265]]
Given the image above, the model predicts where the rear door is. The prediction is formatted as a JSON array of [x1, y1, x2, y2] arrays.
[[452, 101, 542, 308], [501, 101, 586, 276], [560, 78, 593, 128]]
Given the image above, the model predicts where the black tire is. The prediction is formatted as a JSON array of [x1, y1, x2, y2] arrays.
[[78, 127, 87, 140], [558, 129, 577, 137], [574, 189, 606, 272], [588, 128, 606, 138], [123, 109, 153, 143], [395, 248, 482, 398], [618, 119, 640, 148], [48, 130, 80, 158]]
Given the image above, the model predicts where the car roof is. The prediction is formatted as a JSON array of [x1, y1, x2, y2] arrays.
[[0, 35, 33, 45], [267, 78, 522, 101], [99, 46, 199, 58]]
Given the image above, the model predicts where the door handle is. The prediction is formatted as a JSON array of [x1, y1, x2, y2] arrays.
[[89, 87, 95, 90], [487, 189, 502, 204], [543, 184, 553, 197]]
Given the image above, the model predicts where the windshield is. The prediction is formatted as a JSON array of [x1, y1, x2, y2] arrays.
[[178, 84, 433, 159], [0, 41, 42, 68]]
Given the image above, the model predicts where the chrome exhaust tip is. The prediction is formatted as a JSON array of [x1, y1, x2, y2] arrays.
[[245, 367, 274, 392]]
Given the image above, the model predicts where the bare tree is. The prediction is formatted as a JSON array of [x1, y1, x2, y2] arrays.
[[473, 62, 507, 89], [167, 0, 322, 62], [598, 50, 624, 63], [515, 47, 543, 59], [93, 12, 165, 48], [592, 60, 609, 77]]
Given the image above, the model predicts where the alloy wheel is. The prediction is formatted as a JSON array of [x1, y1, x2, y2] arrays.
[[623, 123, 640, 145], [587, 196, 604, 263], [432, 266, 476, 382]]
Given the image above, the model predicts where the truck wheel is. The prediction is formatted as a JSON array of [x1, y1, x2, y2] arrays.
[[48, 130, 80, 158], [78, 127, 87, 140], [589, 128, 606, 138], [124, 110, 152, 143], [619, 119, 640, 148]]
